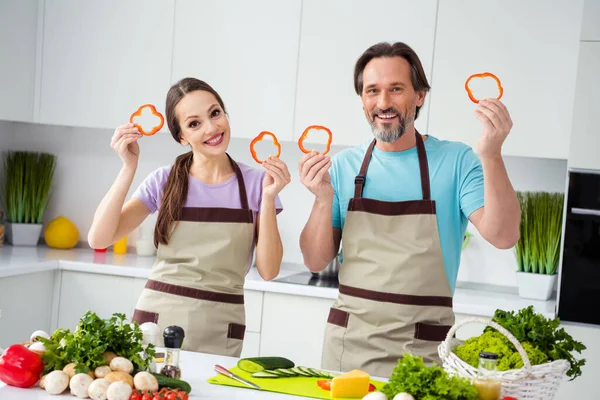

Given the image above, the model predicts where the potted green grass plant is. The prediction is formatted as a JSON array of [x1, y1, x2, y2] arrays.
[[514, 191, 564, 300], [3, 151, 57, 246]]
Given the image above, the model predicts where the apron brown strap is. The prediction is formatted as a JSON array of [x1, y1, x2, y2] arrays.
[[353, 131, 431, 200], [227, 154, 250, 210]]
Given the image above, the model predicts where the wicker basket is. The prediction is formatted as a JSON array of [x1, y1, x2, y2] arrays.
[[438, 317, 570, 400]]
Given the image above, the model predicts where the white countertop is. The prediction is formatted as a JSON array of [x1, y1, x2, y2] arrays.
[[0, 245, 557, 318], [0, 350, 358, 399]]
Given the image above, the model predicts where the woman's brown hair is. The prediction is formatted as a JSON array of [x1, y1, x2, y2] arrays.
[[154, 78, 227, 246], [354, 42, 431, 119]]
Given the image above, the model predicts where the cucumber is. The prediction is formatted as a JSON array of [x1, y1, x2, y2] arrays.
[[275, 368, 297, 376], [291, 367, 311, 377], [251, 371, 280, 378], [237, 357, 295, 373], [264, 369, 288, 377], [298, 366, 316, 376], [308, 368, 325, 377], [151, 373, 192, 394]]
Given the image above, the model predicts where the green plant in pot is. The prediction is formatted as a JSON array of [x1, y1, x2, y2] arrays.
[[2, 151, 57, 246], [514, 191, 564, 300]]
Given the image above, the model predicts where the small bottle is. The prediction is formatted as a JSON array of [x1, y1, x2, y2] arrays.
[[160, 326, 185, 379], [472, 352, 502, 400]]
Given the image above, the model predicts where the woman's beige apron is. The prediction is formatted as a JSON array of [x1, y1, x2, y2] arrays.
[[132, 155, 255, 357], [321, 132, 455, 378]]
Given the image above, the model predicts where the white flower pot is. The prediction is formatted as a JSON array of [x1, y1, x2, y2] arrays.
[[516, 271, 557, 301], [5, 222, 43, 246]]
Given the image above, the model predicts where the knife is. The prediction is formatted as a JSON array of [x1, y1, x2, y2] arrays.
[[214, 364, 262, 391]]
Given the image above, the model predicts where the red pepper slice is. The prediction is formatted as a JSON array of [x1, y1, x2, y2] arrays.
[[250, 131, 281, 164], [130, 104, 165, 136], [298, 125, 332, 155], [317, 379, 331, 390], [0, 344, 44, 388], [464, 72, 503, 104]]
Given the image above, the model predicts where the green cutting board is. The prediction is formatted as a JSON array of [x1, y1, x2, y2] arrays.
[[207, 366, 387, 399]]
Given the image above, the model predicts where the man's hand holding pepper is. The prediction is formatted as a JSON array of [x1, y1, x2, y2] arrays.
[[474, 98, 513, 158], [299, 151, 333, 204]]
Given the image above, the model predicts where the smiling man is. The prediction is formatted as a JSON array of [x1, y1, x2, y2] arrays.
[[298, 42, 520, 377]]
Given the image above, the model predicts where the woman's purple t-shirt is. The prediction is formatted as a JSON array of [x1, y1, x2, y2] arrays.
[[132, 162, 283, 273]]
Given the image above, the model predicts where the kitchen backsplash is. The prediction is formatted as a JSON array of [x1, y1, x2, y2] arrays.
[[0, 120, 568, 288]]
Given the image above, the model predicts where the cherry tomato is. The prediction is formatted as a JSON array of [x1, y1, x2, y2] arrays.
[[153, 395, 162, 400], [130, 394, 142, 400], [369, 383, 376, 392], [142, 394, 153, 400]]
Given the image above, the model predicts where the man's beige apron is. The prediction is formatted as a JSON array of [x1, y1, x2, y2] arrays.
[[132, 155, 254, 357], [321, 132, 455, 378]]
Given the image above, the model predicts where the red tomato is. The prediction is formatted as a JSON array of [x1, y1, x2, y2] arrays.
[[369, 383, 376, 392], [152, 395, 161, 400], [142, 394, 153, 400], [129, 394, 142, 400], [166, 392, 177, 400]]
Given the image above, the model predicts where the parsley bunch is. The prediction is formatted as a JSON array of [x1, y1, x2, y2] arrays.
[[38, 311, 155, 375], [486, 306, 586, 380], [381, 353, 478, 400]]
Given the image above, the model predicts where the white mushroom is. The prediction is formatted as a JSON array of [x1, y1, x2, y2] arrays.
[[28, 341, 46, 355], [70, 373, 94, 398], [106, 381, 133, 400], [393, 393, 415, 400], [88, 378, 110, 400], [30, 330, 51, 342], [95, 365, 112, 379], [133, 371, 158, 392], [39, 374, 47, 389], [44, 370, 69, 395], [362, 393, 388, 400], [109, 357, 134, 374]]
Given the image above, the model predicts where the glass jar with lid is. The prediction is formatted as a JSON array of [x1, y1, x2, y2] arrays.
[[472, 351, 502, 400]]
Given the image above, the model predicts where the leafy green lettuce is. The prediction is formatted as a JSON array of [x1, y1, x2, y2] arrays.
[[381, 353, 478, 400]]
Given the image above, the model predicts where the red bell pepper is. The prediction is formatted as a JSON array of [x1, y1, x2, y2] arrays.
[[0, 344, 44, 388]]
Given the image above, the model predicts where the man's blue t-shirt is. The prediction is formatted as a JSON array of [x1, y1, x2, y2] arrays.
[[330, 135, 485, 293]]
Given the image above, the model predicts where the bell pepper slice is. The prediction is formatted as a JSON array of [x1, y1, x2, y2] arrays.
[[316, 379, 376, 392], [0, 344, 44, 388], [464, 72, 503, 104], [298, 125, 332, 155], [129, 104, 165, 136], [250, 131, 281, 164]]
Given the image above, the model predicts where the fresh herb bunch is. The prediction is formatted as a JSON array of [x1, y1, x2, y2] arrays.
[[485, 306, 586, 380], [381, 353, 478, 400], [38, 311, 155, 375]]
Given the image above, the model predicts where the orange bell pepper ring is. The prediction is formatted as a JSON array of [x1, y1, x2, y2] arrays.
[[298, 125, 332, 155], [465, 72, 503, 104], [250, 131, 281, 164], [129, 104, 165, 136]]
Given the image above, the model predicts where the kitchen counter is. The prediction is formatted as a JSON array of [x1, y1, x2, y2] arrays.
[[0, 350, 366, 399], [0, 244, 557, 318]]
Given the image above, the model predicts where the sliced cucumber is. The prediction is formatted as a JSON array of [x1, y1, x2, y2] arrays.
[[291, 367, 311, 377], [308, 368, 325, 377], [251, 371, 280, 378], [275, 368, 297, 376], [238, 357, 295, 373], [298, 366, 316, 376], [264, 369, 288, 377]]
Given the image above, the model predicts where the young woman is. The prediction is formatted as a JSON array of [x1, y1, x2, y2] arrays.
[[88, 77, 290, 357]]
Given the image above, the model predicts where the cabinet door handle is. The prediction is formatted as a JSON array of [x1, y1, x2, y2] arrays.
[[572, 207, 600, 216]]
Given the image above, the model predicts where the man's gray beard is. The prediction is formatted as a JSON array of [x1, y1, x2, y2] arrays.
[[370, 115, 414, 143]]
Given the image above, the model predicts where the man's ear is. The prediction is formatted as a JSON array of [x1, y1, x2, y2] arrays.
[[416, 90, 427, 107]]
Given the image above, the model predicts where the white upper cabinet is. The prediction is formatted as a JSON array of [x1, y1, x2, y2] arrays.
[[171, 0, 302, 141], [293, 0, 438, 147], [0, 0, 39, 122], [39, 0, 175, 131], [568, 42, 600, 170], [427, 0, 584, 159], [581, 0, 600, 41]]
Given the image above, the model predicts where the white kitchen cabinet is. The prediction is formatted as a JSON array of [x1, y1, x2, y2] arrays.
[[260, 292, 334, 367], [293, 0, 438, 147], [0, 0, 39, 122], [581, 0, 600, 41], [171, 0, 301, 141], [427, 0, 584, 159], [568, 42, 600, 170], [38, 0, 174, 131], [0, 271, 55, 349], [57, 271, 144, 330], [241, 332, 261, 358]]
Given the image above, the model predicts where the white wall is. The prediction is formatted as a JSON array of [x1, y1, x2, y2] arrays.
[[1, 121, 567, 288]]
